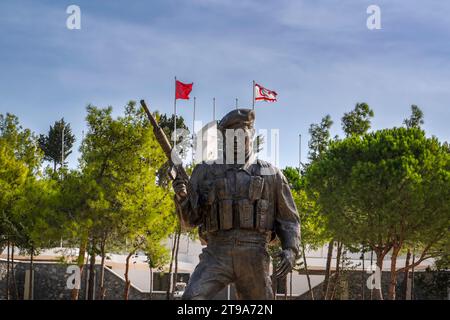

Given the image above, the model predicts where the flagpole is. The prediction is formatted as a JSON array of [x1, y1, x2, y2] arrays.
[[192, 96, 196, 164], [174, 76, 177, 148], [213, 97, 216, 121], [193, 97, 196, 136], [298, 134, 302, 175], [61, 121, 65, 179], [235, 98, 238, 109], [275, 131, 278, 167], [252, 80, 255, 110]]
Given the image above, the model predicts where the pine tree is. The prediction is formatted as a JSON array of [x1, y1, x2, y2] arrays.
[[38, 118, 75, 172]]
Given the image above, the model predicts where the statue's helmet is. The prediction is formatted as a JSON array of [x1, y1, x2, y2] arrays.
[[194, 109, 256, 164], [218, 108, 255, 131], [217, 108, 256, 163]]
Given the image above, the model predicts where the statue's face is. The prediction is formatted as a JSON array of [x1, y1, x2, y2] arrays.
[[222, 127, 254, 164]]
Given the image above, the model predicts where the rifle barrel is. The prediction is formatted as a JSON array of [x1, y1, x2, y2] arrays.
[[140, 99, 189, 183]]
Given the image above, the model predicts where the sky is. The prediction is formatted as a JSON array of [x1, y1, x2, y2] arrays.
[[0, 0, 449, 169]]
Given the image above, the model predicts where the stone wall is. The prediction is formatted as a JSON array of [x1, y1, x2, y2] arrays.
[[1, 260, 447, 300], [297, 270, 449, 300], [0, 261, 154, 300]]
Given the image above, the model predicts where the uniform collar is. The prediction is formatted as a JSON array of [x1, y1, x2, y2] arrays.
[[225, 153, 257, 174]]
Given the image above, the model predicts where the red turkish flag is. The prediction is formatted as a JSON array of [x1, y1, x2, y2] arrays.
[[175, 80, 193, 100]]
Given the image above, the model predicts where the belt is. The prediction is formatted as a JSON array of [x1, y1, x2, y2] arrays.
[[207, 229, 270, 247]]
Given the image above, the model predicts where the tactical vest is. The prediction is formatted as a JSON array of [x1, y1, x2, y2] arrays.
[[197, 160, 275, 237]]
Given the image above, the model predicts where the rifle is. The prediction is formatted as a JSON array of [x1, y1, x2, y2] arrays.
[[140, 99, 189, 197]]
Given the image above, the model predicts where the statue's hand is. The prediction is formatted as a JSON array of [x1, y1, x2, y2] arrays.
[[274, 249, 296, 278], [172, 177, 188, 200]]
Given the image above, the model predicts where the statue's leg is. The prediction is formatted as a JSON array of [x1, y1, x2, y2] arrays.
[[233, 245, 274, 300], [182, 246, 233, 300]]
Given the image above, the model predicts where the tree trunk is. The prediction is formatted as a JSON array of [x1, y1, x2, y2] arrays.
[[166, 233, 177, 300], [301, 242, 314, 300], [98, 237, 106, 300], [71, 240, 87, 300], [322, 240, 334, 300], [402, 249, 411, 300], [388, 245, 401, 300], [149, 266, 153, 300], [11, 243, 18, 300], [171, 226, 181, 299], [87, 240, 96, 300], [361, 249, 365, 300], [6, 240, 10, 300], [330, 242, 343, 300], [369, 250, 374, 300], [411, 249, 416, 300], [28, 247, 34, 300], [124, 251, 134, 300]]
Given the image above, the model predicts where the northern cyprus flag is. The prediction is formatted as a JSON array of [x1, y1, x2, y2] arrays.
[[254, 82, 277, 102]]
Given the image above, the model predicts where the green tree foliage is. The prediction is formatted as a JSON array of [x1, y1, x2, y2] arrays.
[[157, 113, 189, 145], [0, 113, 42, 174], [57, 170, 95, 246], [305, 127, 450, 299], [282, 167, 302, 191], [56, 169, 95, 299], [0, 139, 28, 246], [341, 103, 374, 137], [306, 114, 337, 299], [292, 188, 328, 250], [282, 166, 328, 248], [282, 166, 328, 300], [0, 113, 43, 251], [432, 235, 450, 270], [308, 115, 333, 161], [38, 118, 75, 172], [78, 101, 176, 299], [11, 178, 61, 254], [403, 105, 424, 129]]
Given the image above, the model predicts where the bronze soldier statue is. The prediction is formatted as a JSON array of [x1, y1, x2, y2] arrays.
[[173, 108, 300, 300]]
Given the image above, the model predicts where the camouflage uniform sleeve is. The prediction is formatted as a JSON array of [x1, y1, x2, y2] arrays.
[[274, 168, 301, 256], [175, 164, 205, 229]]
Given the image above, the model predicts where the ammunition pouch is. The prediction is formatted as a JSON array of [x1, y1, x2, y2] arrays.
[[200, 168, 271, 234]]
